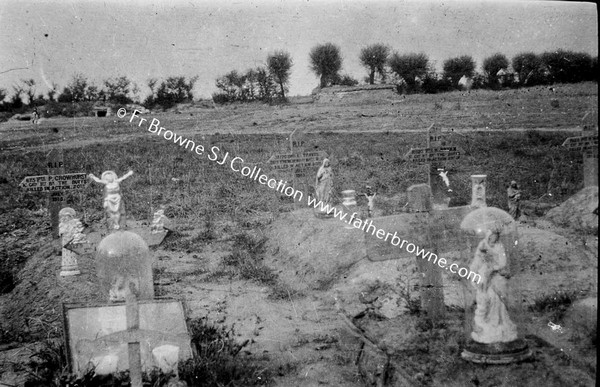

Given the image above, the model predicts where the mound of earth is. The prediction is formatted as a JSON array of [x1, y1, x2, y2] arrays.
[[545, 186, 598, 234], [266, 209, 598, 320], [1, 240, 105, 343], [313, 84, 398, 105], [265, 208, 367, 291]]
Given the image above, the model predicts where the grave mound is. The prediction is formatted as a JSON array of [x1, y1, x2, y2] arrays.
[[545, 186, 598, 234], [265, 209, 597, 319], [1, 242, 104, 343], [265, 208, 367, 291]]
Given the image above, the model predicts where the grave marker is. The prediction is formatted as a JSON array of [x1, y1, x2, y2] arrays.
[[470, 175, 487, 208], [401, 125, 466, 322], [63, 299, 193, 378], [48, 149, 65, 238], [96, 231, 155, 385], [267, 129, 326, 206], [562, 126, 598, 187], [19, 151, 88, 238]]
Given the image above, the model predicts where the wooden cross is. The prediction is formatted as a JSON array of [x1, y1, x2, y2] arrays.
[[402, 125, 465, 323], [67, 300, 192, 382], [267, 129, 326, 207], [562, 126, 598, 187], [19, 150, 88, 239]]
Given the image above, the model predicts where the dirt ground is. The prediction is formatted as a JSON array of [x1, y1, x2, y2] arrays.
[[0, 84, 597, 386]]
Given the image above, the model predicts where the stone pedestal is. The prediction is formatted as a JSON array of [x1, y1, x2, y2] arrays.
[[341, 190, 357, 228], [407, 184, 431, 213], [60, 248, 81, 276], [461, 338, 532, 364], [471, 175, 487, 208]]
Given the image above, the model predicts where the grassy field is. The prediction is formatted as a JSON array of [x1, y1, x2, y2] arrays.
[[0, 82, 597, 386]]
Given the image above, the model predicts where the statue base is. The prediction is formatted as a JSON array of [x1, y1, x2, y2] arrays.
[[313, 208, 334, 219], [461, 338, 532, 364], [60, 269, 81, 276]]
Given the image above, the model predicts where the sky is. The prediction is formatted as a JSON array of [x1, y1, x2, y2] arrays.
[[0, 0, 597, 100]]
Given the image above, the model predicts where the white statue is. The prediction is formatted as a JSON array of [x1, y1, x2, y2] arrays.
[[151, 208, 167, 234], [89, 170, 134, 230], [469, 229, 517, 344], [59, 207, 86, 276], [363, 186, 376, 217], [315, 158, 333, 205]]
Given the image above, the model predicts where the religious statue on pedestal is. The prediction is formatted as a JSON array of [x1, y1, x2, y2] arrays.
[[469, 229, 517, 344], [315, 158, 333, 205], [59, 207, 86, 276]]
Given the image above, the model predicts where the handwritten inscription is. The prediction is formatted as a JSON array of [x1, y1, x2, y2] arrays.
[[20, 173, 88, 192], [404, 146, 462, 163], [562, 133, 598, 151], [268, 151, 326, 171]]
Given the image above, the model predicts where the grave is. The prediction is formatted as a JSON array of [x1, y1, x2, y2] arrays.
[[60, 230, 192, 384], [562, 125, 598, 187]]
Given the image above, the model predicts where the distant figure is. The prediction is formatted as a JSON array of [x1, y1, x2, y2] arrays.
[[32, 108, 39, 124], [363, 186, 376, 217], [506, 181, 521, 220], [315, 158, 333, 205], [89, 170, 134, 230]]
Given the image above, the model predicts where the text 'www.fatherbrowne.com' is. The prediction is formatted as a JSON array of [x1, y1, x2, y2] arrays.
[[121, 108, 482, 284]]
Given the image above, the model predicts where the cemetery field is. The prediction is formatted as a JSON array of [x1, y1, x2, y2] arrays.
[[0, 83, 597, 386]]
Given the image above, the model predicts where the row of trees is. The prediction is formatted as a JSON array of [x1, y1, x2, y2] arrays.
[[359, 46, 597, 93], [1, 45, 596, 112], [213, 43, 597, 105], [213, 45, 363, 104], [0, 74, 199, 113], [212, 51, 296, 104]]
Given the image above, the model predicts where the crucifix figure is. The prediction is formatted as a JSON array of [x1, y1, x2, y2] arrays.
[[89, 170, 134, 230]]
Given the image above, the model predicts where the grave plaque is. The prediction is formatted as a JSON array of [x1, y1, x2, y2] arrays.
[[63, 299, 193, 377], [19, 150, 87, 238]]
